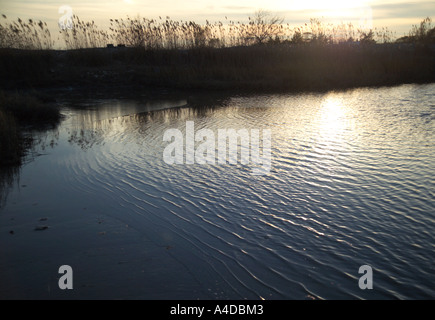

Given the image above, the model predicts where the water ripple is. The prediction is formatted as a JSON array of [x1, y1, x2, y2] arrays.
[[6, 83, 434, 299]]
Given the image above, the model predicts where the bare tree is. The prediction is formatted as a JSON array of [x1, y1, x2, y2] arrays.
[[246, 10, 284, 44]]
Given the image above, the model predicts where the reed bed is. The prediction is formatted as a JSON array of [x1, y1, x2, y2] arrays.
[[61, 15, 110, 50], [0, 108, 21, 166], [0, 91, 61, 167], [0, 13, 433, 93], [2, 12, 429, 50], [0, 14, 53, 49], [0, 91, 61, 124]]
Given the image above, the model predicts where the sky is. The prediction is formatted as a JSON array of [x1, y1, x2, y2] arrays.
[[1, 0, 434, 38]]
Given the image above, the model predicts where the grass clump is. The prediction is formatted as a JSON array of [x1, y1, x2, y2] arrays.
[[0, 109, 22, 166], [0, 14, 53, 50], [0, 91, 61, 166], [0, 91, 61, 124]]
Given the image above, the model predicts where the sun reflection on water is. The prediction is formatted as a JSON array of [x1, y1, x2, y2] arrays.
[[318, 94, 347, 137]]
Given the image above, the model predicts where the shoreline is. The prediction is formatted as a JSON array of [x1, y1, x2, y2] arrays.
[[1, 43, 435, 169], [1, 44, 435, 95]]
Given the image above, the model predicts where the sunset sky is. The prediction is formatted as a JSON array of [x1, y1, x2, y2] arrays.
[[1, 0, 434, 37]]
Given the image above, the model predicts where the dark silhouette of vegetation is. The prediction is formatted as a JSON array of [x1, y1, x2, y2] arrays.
[[0, 14, 53, 49], [396, 17, 435, 44], [61, 15, 109, 50], [0, 108, 22, 166], [2, 12, 428, 50], [360, 30, 376, 45], [0, 91, 61, 124], [246, 10, 284, 44], [1, 39, 433, 93], [0, 91, 61, 167], [0, 13, 434, 93]]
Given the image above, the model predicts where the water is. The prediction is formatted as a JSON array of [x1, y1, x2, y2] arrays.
[[0, 84, 434, 299]]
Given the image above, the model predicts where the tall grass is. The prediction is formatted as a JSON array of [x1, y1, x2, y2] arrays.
[[103, 15, 399, 48], [61, 15, 109, 49], [0, 91, 61, 124], [0, 14, 53, 49], [0, 109, 21, 166], [397, 17, 435, 44], [1, 12, 433, 50], [0, 13, 434, 92], [0, 91, 61, 167], [0, 90, 61, 211]]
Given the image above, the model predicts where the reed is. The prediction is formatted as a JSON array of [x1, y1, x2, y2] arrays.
[[0, 13, 434, 92], [60, 15, 109, 49], [2, 12, 433, 50], [0, 91, 61, 167], [397, 17, 435, 44], [0, 108, 21, 166], [0, 14, 53, 49], [0, 91, 61, 124]]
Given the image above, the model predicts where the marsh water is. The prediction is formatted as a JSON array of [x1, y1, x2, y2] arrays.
[[0, 84, 434, 299]]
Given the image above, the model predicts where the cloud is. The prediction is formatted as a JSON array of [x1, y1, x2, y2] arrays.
[[371, 1, 435, 19]]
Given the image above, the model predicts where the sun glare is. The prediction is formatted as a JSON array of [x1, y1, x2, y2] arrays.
[[318, 95, 348, 140]]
